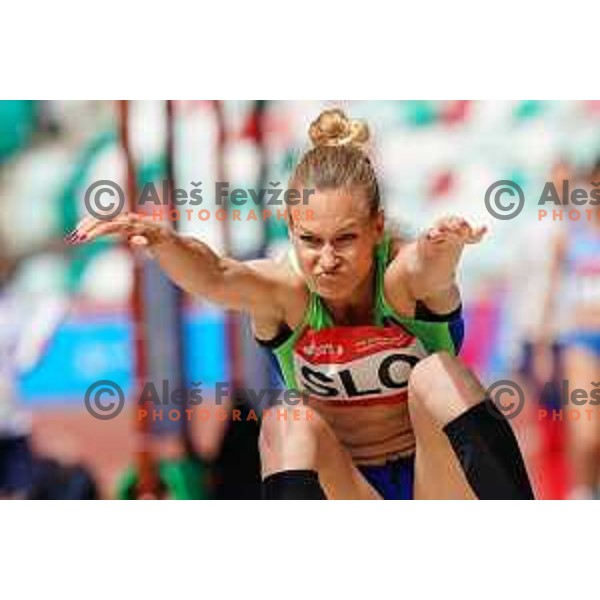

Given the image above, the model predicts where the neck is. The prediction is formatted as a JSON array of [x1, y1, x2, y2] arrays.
[[323, 268, 376, 326]]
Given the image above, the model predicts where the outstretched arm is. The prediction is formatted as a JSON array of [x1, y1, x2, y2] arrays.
[[386, 216, 487, 312], [67, 214, 286, 320]]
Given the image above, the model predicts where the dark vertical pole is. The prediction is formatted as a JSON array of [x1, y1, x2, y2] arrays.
[[118, 100, 161, 499], [251, 100, 269, 257], [213, 101, 244, 390], [211, 101, 262, 499], [164, 100, 189, 447]]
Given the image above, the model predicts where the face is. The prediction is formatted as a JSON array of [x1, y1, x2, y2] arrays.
[[288, 188, 384, 301]]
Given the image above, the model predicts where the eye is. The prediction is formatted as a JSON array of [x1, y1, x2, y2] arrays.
[[300, 234, 320, 245], [336, 233, 358, 243]]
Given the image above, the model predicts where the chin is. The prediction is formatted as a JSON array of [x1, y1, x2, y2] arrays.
[[314, 279, 351, 299]]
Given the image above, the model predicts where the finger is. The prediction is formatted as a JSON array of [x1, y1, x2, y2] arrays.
[[465, 226, 488, 244], [427, 231, 463, 245], [76, 213, 142, 243], [428, 226, 455, 239], [436, 219, 464, 236], [109, 219, 152, 242], [67, 215, 114, 243], [74, 221, 134, 243], [447, 217, 470, 234], [443, 216, 462, 229], [426, 228, 440, 239], [65, 215, 97, 242]]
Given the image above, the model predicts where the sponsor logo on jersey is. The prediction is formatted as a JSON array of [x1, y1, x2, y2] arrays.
[[294, 324, 427, 406]]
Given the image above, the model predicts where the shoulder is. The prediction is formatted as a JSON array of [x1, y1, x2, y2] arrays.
[[244, 253, 306, 294], [384, 226, 416, 268], [388, 235, 407, 262], [246, 251, 310, 338]]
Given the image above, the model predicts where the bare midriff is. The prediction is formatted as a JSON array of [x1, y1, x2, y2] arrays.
[[309, 399, 415, 465]]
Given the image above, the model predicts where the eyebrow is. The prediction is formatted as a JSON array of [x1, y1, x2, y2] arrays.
[[297, 222, 360, 236]]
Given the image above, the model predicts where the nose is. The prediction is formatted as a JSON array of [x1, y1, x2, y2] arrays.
[[318, 244, 339, 272]]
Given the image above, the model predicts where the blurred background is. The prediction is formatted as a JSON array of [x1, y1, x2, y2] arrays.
[[1, 100, 599, 499]]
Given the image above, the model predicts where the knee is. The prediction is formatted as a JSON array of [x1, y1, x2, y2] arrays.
[[409, 352, 447, 397], [408, 351, 459, 405], [408, 352, 486, 425]]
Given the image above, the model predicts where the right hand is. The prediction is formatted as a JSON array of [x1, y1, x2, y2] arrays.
[[65, 213, 175, 250]]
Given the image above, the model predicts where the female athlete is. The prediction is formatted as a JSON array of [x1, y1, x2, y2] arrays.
[[68, 108, 534, 500], [540, 159, 600, 499]]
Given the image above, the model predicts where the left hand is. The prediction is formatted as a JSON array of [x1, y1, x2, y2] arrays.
[[424, 216, 487, 246]]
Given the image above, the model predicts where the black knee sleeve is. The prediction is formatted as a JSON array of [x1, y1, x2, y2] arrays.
[[443, 398, 535, 500], [262, 469, 327, 500]]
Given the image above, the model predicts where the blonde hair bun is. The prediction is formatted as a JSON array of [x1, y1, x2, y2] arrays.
[[309, 108, 370, 149]]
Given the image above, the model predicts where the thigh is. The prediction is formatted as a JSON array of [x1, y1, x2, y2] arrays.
[[315, 416, 383, 500], [259, 405, 382, 499]]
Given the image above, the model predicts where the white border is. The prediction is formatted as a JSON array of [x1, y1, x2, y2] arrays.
[[3, 1, 596, 98], [0, 501, 595, 600]]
